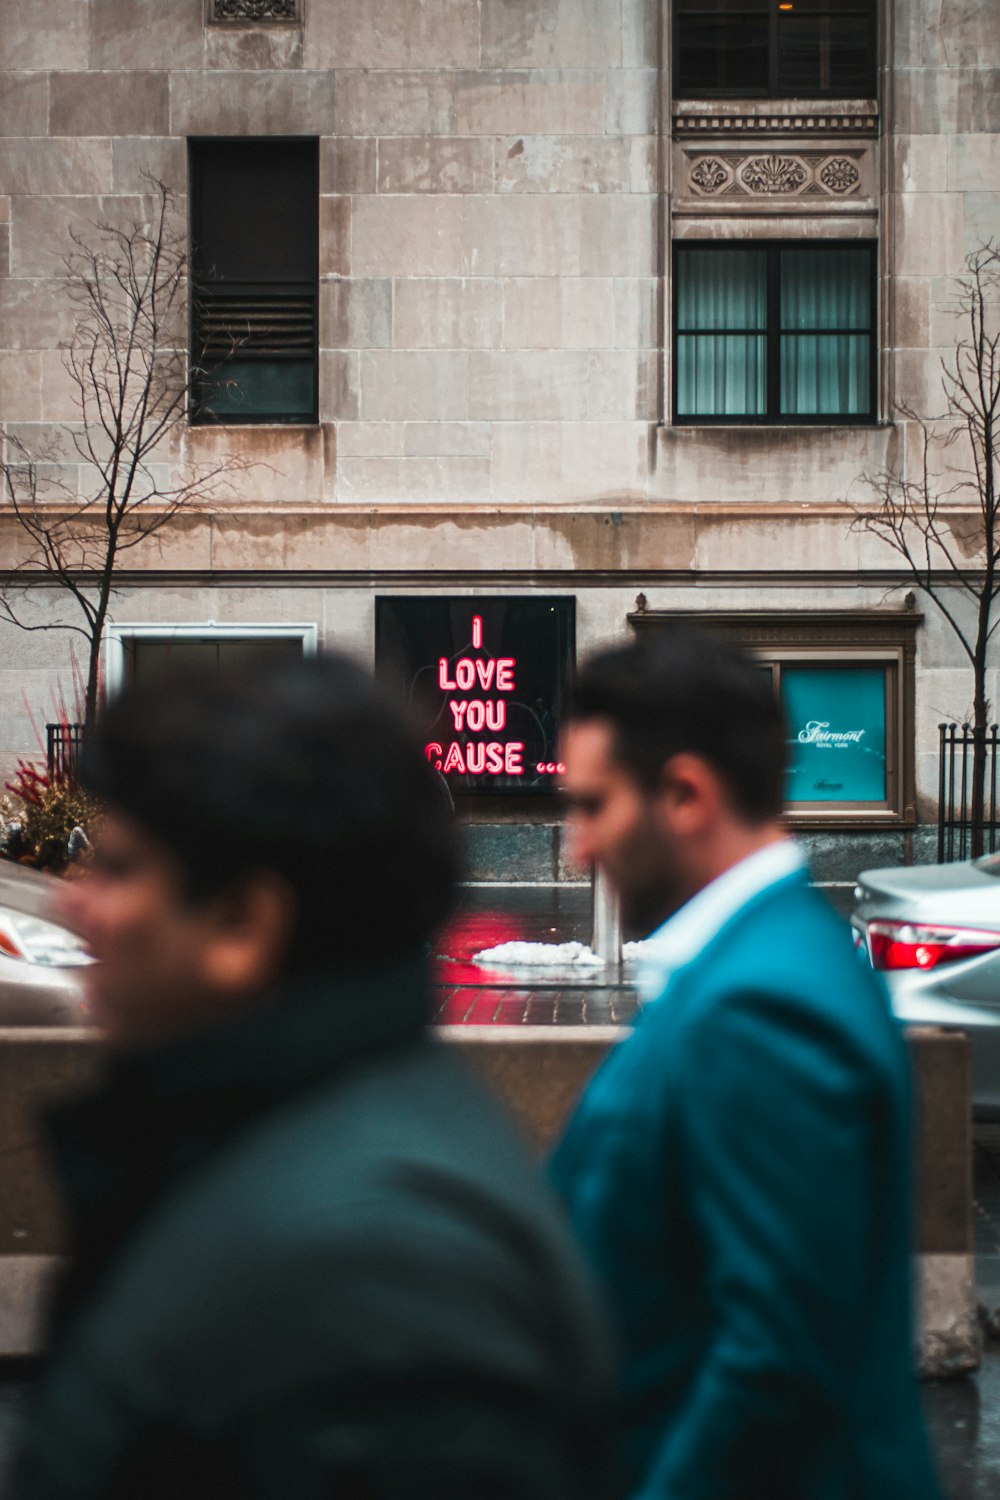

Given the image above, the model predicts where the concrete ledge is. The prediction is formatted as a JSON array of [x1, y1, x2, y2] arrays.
[[0, 1257, 60, 1360], [439, 1024, 620, 1150], [446, 1022, 977, 1377], [0, 1024, 975, 1372]]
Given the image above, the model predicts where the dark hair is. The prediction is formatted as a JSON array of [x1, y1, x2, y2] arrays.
[[569, 625, 786, 822], [81, 653, 459, 972]]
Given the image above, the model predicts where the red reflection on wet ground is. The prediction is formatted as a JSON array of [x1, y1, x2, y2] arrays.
[[432, 910, 535, 1024], [430, 891, 640, 1027], [433, 910, 531, 987]]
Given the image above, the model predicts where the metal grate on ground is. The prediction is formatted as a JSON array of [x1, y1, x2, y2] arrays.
[[433, 983, 640, 1027]]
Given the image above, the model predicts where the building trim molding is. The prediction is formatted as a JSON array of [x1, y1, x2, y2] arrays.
[[673, 108, 879, 138], [0, 568, 944, 591]]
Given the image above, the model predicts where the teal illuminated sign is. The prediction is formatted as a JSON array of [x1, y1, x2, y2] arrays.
[[783, 667, 886, 803]]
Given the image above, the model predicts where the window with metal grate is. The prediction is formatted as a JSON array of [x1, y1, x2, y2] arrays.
[[189, 137, 318, 424]]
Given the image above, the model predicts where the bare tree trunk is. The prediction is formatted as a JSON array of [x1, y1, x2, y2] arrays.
[[0, 177, 248, 745], [970, 679, 988, 859], [850, 242, 1000, 861]]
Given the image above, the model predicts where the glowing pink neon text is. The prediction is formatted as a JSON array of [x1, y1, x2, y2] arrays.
[[437, 657, 515, 692], [428, 617, 525, 779]]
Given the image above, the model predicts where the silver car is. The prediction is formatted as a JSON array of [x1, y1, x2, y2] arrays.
[[853, 857, 1000, 1118], [0, 861, 92, 1025]]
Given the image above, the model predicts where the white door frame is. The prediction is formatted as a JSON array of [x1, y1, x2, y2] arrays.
[[104, 622, 319, 699]]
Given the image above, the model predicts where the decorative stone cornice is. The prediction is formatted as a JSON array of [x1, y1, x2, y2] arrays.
[[673, 110, 879, 138], [627, 609, 921, 649], [685, 149, 865, 199], [208, 0, 300, 21]]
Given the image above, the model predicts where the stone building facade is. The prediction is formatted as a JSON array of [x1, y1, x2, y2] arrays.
[[0, 0, 997, 883]]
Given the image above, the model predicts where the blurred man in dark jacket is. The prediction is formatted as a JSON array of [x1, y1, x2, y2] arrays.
[[14, 653, 611, 1500]]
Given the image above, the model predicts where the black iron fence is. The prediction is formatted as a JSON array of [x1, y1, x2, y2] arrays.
[[46, 723, 85, 783], [938, 722, 1000, 862]]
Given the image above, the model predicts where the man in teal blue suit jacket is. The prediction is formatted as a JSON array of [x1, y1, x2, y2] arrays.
[[551, 626, 942, 1500]]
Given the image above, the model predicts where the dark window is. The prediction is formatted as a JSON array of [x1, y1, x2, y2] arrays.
[[189, 138, 318, 425], [124, 635, 305, 688], [674, 241, 876, 423], [675, 0, 877, 99]]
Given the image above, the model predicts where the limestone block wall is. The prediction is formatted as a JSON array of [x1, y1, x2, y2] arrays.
[[0, 0, 661, 509], [0, 0, 997, 858], [0, 0, 995, 510]]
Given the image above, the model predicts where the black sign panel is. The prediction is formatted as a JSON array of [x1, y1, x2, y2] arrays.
[[375, 596, 575, 796]]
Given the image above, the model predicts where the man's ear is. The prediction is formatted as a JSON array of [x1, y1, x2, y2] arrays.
[[201, 872, 296, 998], [657, 753, 724, 834]]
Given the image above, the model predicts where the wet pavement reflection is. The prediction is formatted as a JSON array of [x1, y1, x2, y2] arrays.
[[923, 1131, 1000, 1499], [432, 884, 1000, 1498], [433, 883, 641, 1024], [0, 883, 997, 1495]]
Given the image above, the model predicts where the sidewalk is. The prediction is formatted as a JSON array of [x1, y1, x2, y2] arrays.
[[433, 882, 639, 1024], [927, 1129, 1000, 1499], [0, 882, 994, 1497], [434, 882, 1000, 1499]]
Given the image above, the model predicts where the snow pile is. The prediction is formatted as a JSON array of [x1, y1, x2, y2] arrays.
[[472, 938, 657, 968], [473, 941, 603, 968]]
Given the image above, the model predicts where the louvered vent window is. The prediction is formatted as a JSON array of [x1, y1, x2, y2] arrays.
[[189, 138, 318, 424]]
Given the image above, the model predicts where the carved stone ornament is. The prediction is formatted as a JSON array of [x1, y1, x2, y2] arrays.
[[740, 155, 808, 194], [209, 0, 300, 20], [690, 157, 729, 193], [819, 156, 861, 193]]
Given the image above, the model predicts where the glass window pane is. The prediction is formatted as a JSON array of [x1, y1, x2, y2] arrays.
[[131, 640, 219, 683], [215, 639, 304, 669], [776, 0, 865, 11], [781, 248, 870, 330], [198, 360, 314, 420], [677, 249, 767, 330], [781, 334, 870, 414], [677, 334, 766, 416], [190, 139, 317, 285], [783, 667, 886, 802], [676, 15, 769, 93], [676, 0, 767, 10], [778, 14, 874, 95]]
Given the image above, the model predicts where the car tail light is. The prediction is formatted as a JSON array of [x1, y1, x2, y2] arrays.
[[866, 920, 1000, 971]]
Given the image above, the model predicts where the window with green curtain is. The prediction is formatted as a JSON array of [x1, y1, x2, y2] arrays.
[[780, 247, 871, 415], [674, 241, 875, 423], [676, 248, 767, 417]]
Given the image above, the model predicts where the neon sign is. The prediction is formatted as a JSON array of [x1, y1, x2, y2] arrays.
[[375, 596, 575, 795], [427, 615, 527, 776]]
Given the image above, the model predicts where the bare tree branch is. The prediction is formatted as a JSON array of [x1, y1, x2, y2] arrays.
[[1, 175, 253, 731], [850, 241, 1000, 852]]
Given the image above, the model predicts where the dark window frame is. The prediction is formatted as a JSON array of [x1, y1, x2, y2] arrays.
[[673, 0, 878, 101], [673, 240, 878, 426], [626, 609, 920, 829], [188, 135, 319, 427]]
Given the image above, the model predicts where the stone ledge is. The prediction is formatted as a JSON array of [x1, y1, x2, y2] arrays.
[[0, 1026, 974, 1370]]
